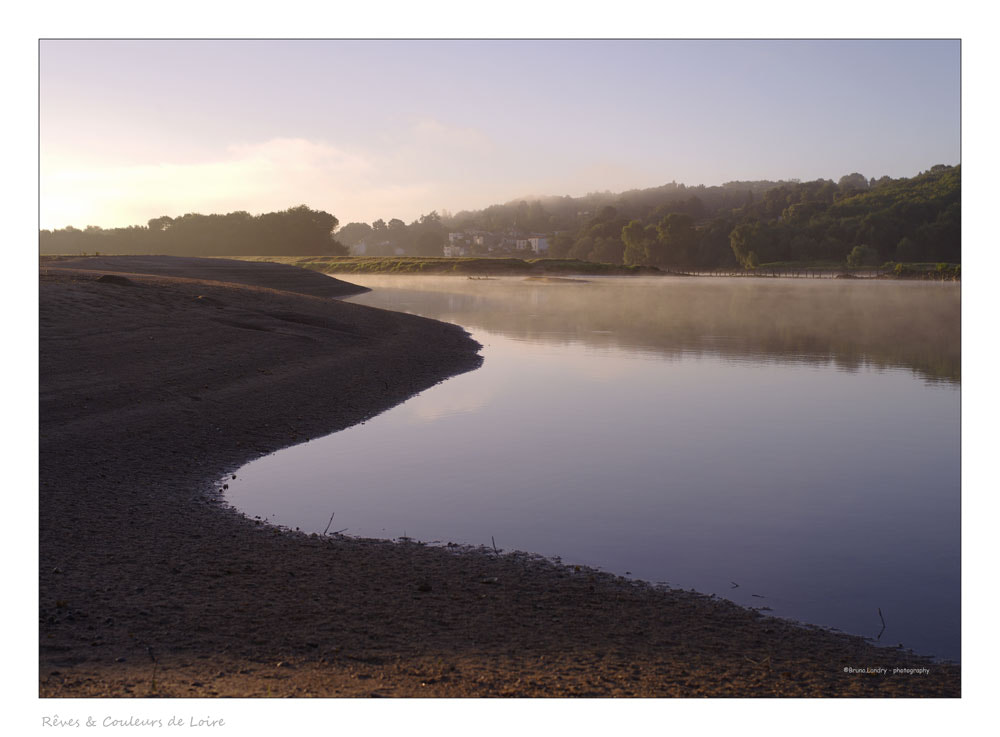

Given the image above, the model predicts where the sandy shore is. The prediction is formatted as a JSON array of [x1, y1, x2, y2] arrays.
[[39, 256, 959, 697]]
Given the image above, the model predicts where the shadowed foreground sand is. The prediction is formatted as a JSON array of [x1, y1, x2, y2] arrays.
[[39, 256, 959, 697]]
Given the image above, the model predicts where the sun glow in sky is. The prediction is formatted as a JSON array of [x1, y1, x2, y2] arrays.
[[40, 39, 960, 230]]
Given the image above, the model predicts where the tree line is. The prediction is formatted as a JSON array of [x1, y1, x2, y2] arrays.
[[723, 165, 960, 269], [333, 212, 447, 257], [40, 165, 959, 269], [39, 205, 347, 258], [429, 165, 960, 269]]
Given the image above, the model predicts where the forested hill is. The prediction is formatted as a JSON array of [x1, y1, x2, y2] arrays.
[[39, 205, 347, 258], [40, 166, 959, 268], [430, 165, 959, 269], [724, 165, 960, 268]]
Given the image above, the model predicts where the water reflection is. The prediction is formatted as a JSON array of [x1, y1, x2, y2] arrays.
[[342, 275, 960, 382], [227, 275, 960, 661]]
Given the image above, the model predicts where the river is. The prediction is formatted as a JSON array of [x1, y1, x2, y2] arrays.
[[226, 275, 960, 661]]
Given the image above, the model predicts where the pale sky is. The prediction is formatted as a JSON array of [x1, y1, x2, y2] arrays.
[[40, 39, 960, 230]]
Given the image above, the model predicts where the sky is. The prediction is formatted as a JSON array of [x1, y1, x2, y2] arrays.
[[39, 39, 960, 230]]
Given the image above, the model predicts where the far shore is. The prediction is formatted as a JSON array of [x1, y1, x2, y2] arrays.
[[231, 255, 961, 281], [39, 253, 962, 281], [39, 255, 959, 697]]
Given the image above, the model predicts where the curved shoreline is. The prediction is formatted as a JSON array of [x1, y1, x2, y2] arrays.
[[39, 257, 959, 697]]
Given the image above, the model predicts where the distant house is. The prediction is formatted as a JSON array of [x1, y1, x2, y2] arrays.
[[528, 236, 549, 254], [443, 244, 469, 257], [445, 230, 546, 255], [515, 235, 549, 253]]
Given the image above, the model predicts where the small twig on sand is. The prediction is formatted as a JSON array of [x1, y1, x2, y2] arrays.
[[877, 608, 886, 640], [730, 581, 740, 588], [147, 645, 159, 693], [491, 536, 500, 557], [323, 512, 335, 536]]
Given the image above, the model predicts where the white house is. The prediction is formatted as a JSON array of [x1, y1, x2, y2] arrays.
[[528, 236, 549, 254]]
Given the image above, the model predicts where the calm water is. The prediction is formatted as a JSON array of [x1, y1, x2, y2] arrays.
[[227, 276, 960, 661]]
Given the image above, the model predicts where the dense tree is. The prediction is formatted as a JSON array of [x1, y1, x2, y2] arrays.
[[729, 221, 762, 269], [408, 212, 448, 257], [847, 244, 880, 268], [622, 220, 654, 266], [384, 218, 409, 253], [838, 172, 869, 192], [695, 219, 739, 269], [547, 232, 576, 259], [588, 234, 626, 264], [335, 222, 374, 248], [655, 213, 697, 268], [572, 207, 629, 264], [40, 205, 346, 257]]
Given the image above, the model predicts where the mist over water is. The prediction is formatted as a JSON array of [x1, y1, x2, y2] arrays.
[[341, 275, 960, 382], [227, 275, 960, 660]]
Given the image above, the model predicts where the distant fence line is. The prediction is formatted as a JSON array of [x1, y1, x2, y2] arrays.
[[677, 269, 885, 279]]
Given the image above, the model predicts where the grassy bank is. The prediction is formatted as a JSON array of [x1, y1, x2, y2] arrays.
[[60, 253, 957, 280], [883, 262, 961, 280], [745, 260, 958, 279], [240, 256, 663, 277]]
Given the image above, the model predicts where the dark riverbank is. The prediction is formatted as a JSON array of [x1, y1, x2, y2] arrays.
[[246, 255, 667, 277], [232, 255, 959, 280], [39, 256, 959, 696]]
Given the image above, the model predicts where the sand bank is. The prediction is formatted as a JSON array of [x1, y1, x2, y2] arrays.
[[39, 256, 958, 697]]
